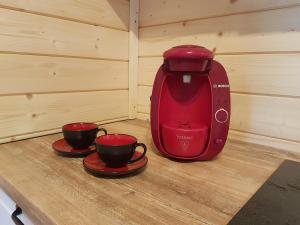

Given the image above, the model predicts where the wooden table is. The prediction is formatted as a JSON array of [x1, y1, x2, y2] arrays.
[[0, 119, 299, 225]]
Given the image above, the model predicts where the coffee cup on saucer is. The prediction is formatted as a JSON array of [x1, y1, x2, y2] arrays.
[[95, 134, 147, 168], [63, 122, 107, 149]]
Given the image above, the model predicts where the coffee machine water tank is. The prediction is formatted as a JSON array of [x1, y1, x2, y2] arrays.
[[150, 45, 230, 160]]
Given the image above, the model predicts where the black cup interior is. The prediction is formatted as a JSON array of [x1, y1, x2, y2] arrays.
[[96, 134, 137, 168], [63, 123, 98, 149]]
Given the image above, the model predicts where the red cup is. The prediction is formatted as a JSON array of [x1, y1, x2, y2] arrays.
[[95, 134, 147, 168], [63, 122, 107, 149], [161, 121, 209, 158]]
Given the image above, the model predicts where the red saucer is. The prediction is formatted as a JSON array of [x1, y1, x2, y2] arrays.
[[83, 152, 148, 177], [52, 138, 96, 157]]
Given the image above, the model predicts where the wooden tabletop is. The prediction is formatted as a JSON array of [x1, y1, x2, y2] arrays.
[[0, 119, 299, 225]]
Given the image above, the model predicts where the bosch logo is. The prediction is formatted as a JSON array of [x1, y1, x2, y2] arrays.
[[213, 84, 230, 88]]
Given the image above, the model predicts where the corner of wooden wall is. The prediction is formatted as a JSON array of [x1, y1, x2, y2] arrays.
[[128, 0, 140, 119]]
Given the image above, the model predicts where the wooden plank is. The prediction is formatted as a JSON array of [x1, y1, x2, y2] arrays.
[[0, 90, 129, 139], [139, 6, 300, 56], [138, 54, 300, 97], [140, 0, 300, 27], [0, 54, 128, 95], [137, 86, 300, 142], [229, 130, 300, 154], [128, 0, 139, 119], [137, 112, 150, 121], [0, 0, 129, 30], [216, 54, 300, 97], [137, 85, 151, 114], [0, 117, 129, 144], [0, 8, 128, 60], [138, 56, 162, 86], [231, 93, 300, 143], [1, 120, 300, 225]]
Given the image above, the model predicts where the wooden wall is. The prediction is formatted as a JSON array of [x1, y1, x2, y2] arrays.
[[138, 0, 300, 152], [0, 0, 130, 143]]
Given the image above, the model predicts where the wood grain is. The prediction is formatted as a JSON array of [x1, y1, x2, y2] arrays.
[[139, 0, 300, 27], [229, 129, 300, 153], [137, 86, 300, 144], [138, 54, 300, 97], [137, 112, 150, 121], [0, 0, 129, 30], [138, 56, 161, 86], [139, 6, 300, 56], [0, 54, 128, 95], [216, 54, 300, 97], [0, 119, 299, 225], [0, 117, 129, 145], [0, 90, 129, 140], [0, 1, 130, 143], [137, 85, 151, 114], [231, 93, 300, 142], [0, 8, 128, 60]]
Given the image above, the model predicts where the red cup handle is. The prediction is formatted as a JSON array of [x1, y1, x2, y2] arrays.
[[91, 128, 107, 148], [128, 143, 147, 164]]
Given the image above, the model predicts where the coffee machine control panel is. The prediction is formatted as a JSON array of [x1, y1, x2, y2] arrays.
[[201, 60, 230, 160]]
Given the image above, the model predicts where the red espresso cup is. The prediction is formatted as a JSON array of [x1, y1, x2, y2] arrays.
[[63, 122, 107, 149], [95, 134, 147, 168], [162, 121, 209, 158]]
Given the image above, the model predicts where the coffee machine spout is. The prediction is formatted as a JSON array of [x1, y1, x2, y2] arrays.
[[182, 74, 191, 83]]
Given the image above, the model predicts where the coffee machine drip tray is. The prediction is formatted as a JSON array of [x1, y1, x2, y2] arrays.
[[161, 121, 209, 158]]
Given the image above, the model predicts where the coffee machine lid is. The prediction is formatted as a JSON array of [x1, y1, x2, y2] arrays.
[[163, 45, 213, 60]]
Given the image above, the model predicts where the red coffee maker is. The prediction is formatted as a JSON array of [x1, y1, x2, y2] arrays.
[[150, 45, 230, 160]]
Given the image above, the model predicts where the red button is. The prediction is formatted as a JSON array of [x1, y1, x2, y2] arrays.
[[215, 108, 228, 123], [215, 139, 224, 145]]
